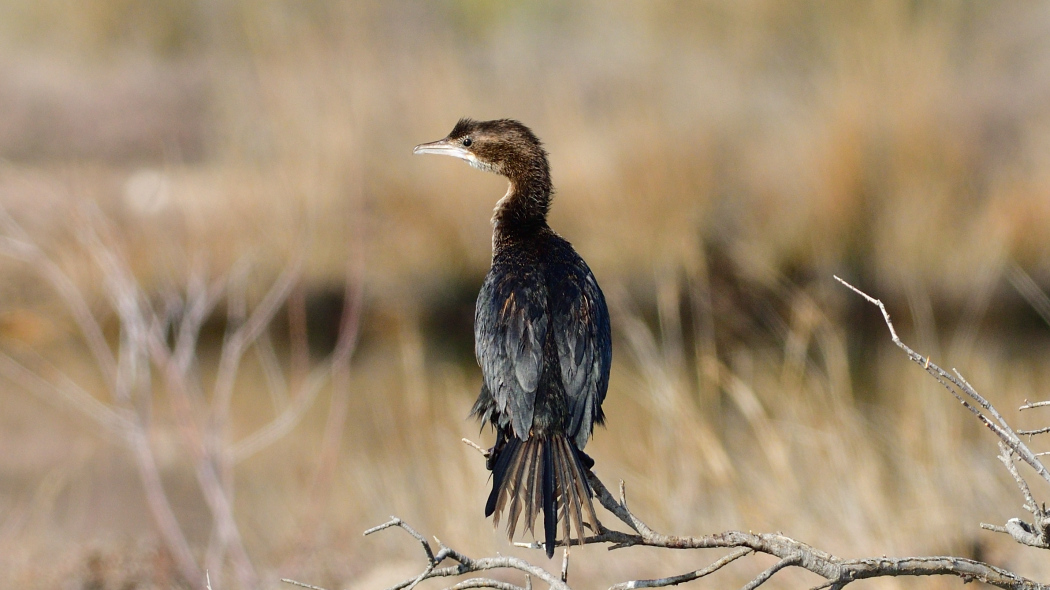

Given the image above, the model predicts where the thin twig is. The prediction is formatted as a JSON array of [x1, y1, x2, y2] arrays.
[[211, 251, 304, 432], [368, 518, 570, 590], [462, 438, 489, 457], [365, 517, 436, 563], [0, 348, 131, 436], [1019, 427, 1050, 437], [998, 443, 1039, 514], [230, 272, 362, 463], [446, 579, 527, 590], [607, 548, 751, 590], [740, 555, 800, 590], [0, 204, 119, 390]]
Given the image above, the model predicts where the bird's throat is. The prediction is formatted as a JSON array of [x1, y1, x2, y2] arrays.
[[491, 181, 551, 254]]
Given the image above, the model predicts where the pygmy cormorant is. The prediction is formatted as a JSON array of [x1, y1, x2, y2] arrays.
[[414, 119, 611, 558]]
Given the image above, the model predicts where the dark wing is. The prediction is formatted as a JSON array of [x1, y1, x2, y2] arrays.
[[552, 267, 611, 449], [475, 268, 549, 440]]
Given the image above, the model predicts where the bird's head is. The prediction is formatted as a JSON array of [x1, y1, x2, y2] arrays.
[[414, 118, 548, 182]]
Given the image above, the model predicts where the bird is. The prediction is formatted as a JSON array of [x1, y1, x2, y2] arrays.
[[414, 119, 612, 558]]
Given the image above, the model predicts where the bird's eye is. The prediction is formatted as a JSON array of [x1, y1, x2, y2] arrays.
[[462, 137, 473, 147]]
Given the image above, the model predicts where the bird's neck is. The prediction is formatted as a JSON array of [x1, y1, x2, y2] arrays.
[[491, 167, 552, 249]]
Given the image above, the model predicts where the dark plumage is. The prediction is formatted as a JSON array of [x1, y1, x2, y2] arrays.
[[414, 119, 612, 558]]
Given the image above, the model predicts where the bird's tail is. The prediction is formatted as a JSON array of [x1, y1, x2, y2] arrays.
[[485, 434, 599, 558]]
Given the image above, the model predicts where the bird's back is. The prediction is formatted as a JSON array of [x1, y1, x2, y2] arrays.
[[475, 228, 610, 446]]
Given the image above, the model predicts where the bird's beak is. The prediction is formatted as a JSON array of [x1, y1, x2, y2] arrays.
[[413, 138, 472, 161]]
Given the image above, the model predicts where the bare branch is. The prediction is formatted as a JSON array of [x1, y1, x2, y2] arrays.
[[834, 276, 1050, 485], [836, 276, 1050, 555], [366, 518, 570, 590], [574, 474, 1048, 589], [1021, 401, 1050, 411], [0, 204, 119, 389], [230, 274, 362, 463], [462, 438, 489, 457], [172, 268, 226, 374], [355, 470, 1048, 590], [999, 443, 1039, 514], [127, 424, 202, 582], [76, 223, 262, 589], [254, 332, 291, 410], [446, 578, 527, 590], [0, 348, 131, 436], [364, 517, 436, 563], [211, 250, 304, 433], [1005, 518, 1048, 549], [0, 196, 367, 589], [607, 548, 751, 590], [740, 555, 800, 590]]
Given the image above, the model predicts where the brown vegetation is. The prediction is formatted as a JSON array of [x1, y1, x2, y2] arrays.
[[1, 1, 1050, 588]]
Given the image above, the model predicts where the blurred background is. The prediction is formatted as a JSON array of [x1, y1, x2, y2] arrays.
[[2, 1, 1050, 588]]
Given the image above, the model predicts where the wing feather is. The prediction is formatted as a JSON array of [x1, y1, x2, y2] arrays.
[[552, 268, 611, 448], [476, 269, 548, 440]]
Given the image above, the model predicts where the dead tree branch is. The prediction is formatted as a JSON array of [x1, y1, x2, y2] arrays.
[[606, 548, 751, 590], [281, 466, 1047, 590], [835, 276, 1050, 552], [288, 470, 1048, 590]]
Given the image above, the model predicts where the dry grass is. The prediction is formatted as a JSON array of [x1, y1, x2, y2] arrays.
[[2, 1, 1050, 588]]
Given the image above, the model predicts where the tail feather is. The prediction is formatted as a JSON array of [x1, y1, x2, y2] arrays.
[[567, 438, 600, 526], [557, 436, 586, 544], [504, 441, 532, 538], [486, 434, 598, 559], [553, 438, 574, 546], [541, 442, 557, 557], [522, 442, 541, 534], [486, 437, 521, 517]]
